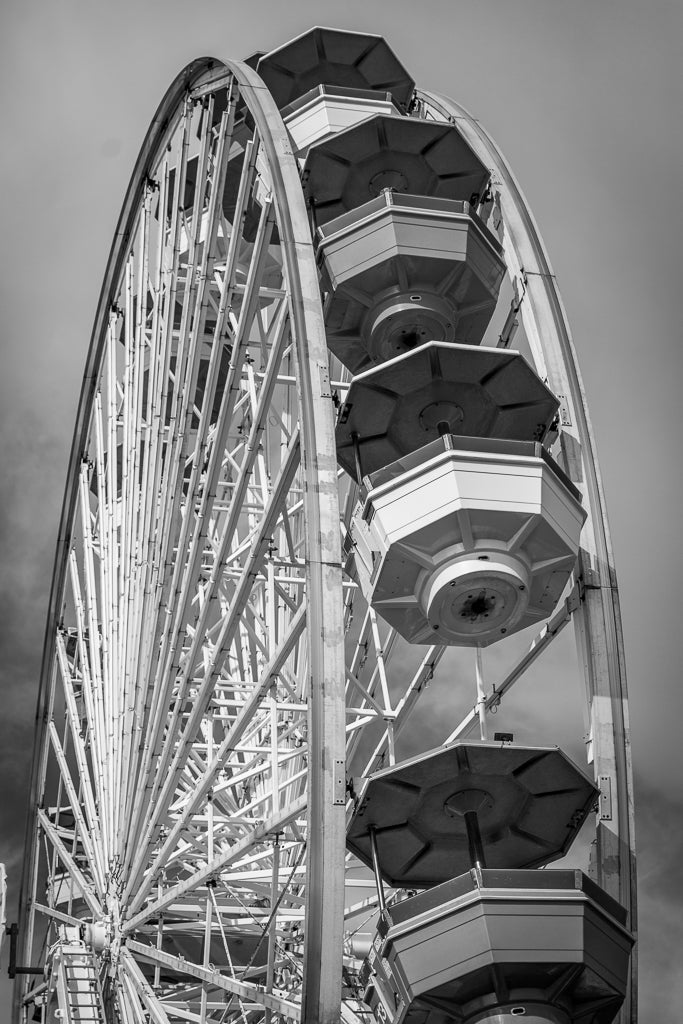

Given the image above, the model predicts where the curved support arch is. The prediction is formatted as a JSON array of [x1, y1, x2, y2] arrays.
[[421, 88, 636, 1021], [226, 58, 346, 1024], [227, 58, 348, 1024]]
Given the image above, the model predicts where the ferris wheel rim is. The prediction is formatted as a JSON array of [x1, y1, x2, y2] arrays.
[[16, 54, 347, 1023]]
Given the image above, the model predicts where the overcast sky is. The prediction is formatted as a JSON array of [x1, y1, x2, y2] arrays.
[[1, 0, 682, 1017]]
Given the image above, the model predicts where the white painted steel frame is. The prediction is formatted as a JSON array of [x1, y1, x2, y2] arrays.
[[16, 45, 636, 1024]]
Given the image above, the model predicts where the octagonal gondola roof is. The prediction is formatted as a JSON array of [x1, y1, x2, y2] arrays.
[[347, 741, 599, 887], [303, 114, 490, 226], [256, 27, 415, 111], [336, 341, 559, 481]]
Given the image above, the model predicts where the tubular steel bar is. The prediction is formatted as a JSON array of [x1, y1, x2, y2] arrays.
[[229, 58, 346, 1022], [125, 941, 302, 1021]]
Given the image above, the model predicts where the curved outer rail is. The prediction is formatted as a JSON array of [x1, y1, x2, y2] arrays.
[[228, 58, 346, 1024], [16, 57, 345, 1024], [421, 89, 636, 1022]]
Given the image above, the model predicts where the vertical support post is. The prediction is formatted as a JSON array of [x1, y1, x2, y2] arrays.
[[352, 432, 364, 484], [153, 882, 162, 990], [368, 827, 387, 914], [464, 811, 487, 871], [476, 648, 488, 741], [229, 57, 348, 1024], [295, 273, 346, 1024], [265, 835, 281, 1023], [200, 719, 214, 1024]]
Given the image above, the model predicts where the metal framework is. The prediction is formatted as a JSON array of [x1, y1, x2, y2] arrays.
[[15, 37, 636, 1024]]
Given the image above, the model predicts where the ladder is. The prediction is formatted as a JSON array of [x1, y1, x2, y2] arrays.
[[50, 938, 105, 1024]]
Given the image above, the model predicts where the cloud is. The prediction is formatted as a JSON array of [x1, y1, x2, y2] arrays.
[[634, 778, 683, 1014]]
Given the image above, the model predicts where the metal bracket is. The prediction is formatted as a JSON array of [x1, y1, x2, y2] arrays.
[[598, 775, 613, 820], [332, 760, 346, 805], [566, 582, 582, 614], [582, 567, 601, 590], [319, 363, 331, 398], [5, 923, 43, 978], [557, 394, 572, 426]]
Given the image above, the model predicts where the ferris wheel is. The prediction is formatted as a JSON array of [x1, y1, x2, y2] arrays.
[[14, 26, 636, 1024]]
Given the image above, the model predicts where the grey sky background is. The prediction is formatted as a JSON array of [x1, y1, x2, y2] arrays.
[[1, 0, 682, 1017]]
